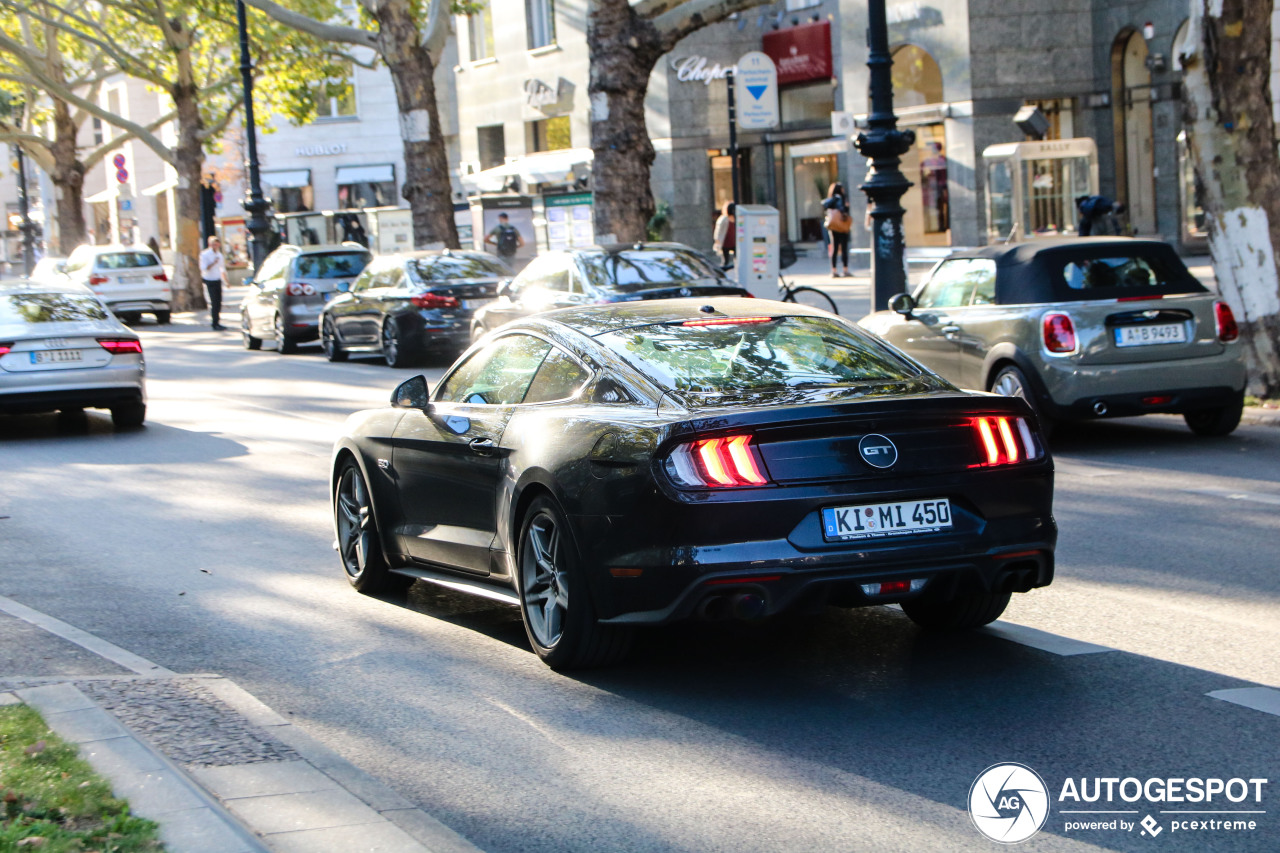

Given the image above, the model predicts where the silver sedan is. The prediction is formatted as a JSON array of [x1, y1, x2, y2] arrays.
[[0, 279, 147, 427]]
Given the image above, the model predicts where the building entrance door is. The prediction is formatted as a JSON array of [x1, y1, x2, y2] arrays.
[[1119, 31, 1156, 235]]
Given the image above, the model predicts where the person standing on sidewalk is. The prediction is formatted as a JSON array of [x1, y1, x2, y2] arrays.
[[712, 203, 736, 270], [822, 183, 852, 278], [199, 235, 228, 330]]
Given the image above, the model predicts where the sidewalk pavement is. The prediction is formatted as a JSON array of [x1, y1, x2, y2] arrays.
[[0, 594, 480, 853]]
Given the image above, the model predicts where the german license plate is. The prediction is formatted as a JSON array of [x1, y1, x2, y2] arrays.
[[821, 498, 952, 542], [31, 349, 83, 365], [119, 275, 144, 284], [461, 298, 493, 311], [1115, 323, 1186, 347]]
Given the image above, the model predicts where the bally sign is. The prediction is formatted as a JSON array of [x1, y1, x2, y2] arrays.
[[762, 20, 833, 86]]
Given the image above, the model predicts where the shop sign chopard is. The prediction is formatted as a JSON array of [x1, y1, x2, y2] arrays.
[[671, 55, 736, 85]]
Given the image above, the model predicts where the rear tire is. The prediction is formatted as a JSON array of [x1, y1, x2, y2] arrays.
[[274, 314, 298, 354], [334, 460, 409, 594], [784, 286, 839, 315], [154, 310, 171, 324], [990, 364, 1054, 437], [381, 317, 416, 368], [517, 496, 633, 670], [901, 589, 1011, 630], [1183, 392, 1244, 437], [321, 317, 347, 362], [242, 311, 263, 350], [110, 401, 146, 428]]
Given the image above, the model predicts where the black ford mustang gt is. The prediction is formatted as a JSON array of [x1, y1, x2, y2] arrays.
[[331, 298, 1056, 670]]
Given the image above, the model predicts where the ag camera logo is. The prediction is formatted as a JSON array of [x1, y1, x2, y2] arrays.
[[969, 763, 1050, 844]]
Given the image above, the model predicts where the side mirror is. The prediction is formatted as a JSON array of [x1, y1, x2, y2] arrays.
[[889, 292, 917, 318], [498, 279, 513, 298], [391, 375, 431, 409]]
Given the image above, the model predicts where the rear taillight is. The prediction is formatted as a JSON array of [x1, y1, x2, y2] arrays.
[[152, 271, 168, 282], [666, 434, 770, 488], [0, 343, 11, 356], [1042, 312, 1077, 354], [411, 292, 460, 310], [287, 282, 316, 297], [971, 416, 1042, 467], [88, 273, 108, 287], [1215, 301, 1239, 342], [98, 338, 143, 354]]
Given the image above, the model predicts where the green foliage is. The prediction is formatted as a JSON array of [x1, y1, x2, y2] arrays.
[[647, 200, 672, 242], [0, 705, 164, 852]]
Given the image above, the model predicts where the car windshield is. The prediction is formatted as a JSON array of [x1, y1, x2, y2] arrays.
[[96, 252, 159, 270], [596, 315, 925, 399], [1062, 255, 1185, 291], [294, 252, 370, 279], [0, 292, 109, 324], [409, 255, 510, 281], [583, 250, 724, 292]]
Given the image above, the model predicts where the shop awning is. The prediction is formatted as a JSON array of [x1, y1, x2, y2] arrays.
[[788, 138, 850, 158], [141, 177, 178, 197], [261, 169, 311, 189], [464, 148, 594, 194], [84, 187, 117, 204], [335, 164, 394, 185]]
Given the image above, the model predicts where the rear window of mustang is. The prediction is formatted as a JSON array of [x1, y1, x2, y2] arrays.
[[95, 252, 160, 270], [1, 293, 109, 324], [596, 316, 922, 396]]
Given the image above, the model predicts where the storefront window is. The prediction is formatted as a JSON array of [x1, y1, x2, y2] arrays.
[[337, 165, 396, 210], [792, 155, 837, 242], [527, 116, 571, 152], [780, 81, 835, 125], [1021, 155, 1091, 236], [916, 125, 948, 234], [272, 187, 314, 214], [987, 161, 1014, 243]]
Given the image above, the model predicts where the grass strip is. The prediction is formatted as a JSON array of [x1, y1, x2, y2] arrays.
[[0, 704, 163, 852]]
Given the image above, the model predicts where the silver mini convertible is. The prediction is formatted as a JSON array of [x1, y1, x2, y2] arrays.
[[859, 238, 1247, 436]]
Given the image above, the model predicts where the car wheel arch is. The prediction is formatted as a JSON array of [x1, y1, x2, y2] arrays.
[[983, 346, 1047, 397], [331, 444, 392, 542]]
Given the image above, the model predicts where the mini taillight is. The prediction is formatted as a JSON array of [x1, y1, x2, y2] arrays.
[[971, 416, 1041, 467], [411, 292, 460, 310], [287, 282, 316, 297], [682, 316, 774, 327], [1042, 312, 1077, 353], [97, 338, 143, 354], [1214, 301, 1239, 342], [666, 434, 770, 488], [88, 273, 108, 287]]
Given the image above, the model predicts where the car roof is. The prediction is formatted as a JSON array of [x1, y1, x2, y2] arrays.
[[73, 244, 157, 255], [280, 243, 371, 254], [945, 237, 1174, 264], [0, 278, 99, 297], [528, 296, 840, 338], [568, 242, 705, 256]]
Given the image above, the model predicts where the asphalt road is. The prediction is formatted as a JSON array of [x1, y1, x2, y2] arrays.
[[1, 318, 1278, 852]]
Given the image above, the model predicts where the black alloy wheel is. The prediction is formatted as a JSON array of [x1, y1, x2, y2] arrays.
[[321, 317, 347, 362], [381, 317, 413, 368], [784, 286, 839, 315], [241, 310, 262, 350], [273, 313, 298, 354], [334, 460, 407, 594], [517, 496, 633, 669]]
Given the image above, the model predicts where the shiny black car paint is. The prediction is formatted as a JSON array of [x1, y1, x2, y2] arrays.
[[332, 298, 1056, 631]]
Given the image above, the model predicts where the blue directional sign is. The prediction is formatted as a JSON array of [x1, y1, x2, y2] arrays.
[[735, 52, 779, 130]]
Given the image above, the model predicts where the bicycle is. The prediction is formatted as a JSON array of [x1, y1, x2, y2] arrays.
[[778, 276, 839, 314]]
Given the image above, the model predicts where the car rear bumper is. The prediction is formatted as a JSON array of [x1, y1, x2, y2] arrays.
[[104, 298, 170, 313], [1041, 352, 1246, 417], [0, 364, 145, 413]]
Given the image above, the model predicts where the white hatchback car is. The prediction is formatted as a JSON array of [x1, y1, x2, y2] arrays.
[[58, 244, 171, 324], [0, 279, 147, 427]]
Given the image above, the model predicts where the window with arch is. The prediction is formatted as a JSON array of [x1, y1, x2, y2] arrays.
[[890, 44, 943, 107]]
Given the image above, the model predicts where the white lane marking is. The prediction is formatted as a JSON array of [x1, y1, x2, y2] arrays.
[[1207, 687, 1280, 717], [1053, 460, 1126, 478], [1184, 487, 1280, 507], [980, 621, 1116, 656], [0, 594, 174, 676]]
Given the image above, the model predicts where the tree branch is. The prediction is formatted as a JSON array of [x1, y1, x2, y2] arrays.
[[243, 0, 378, 49], [653, 0, 771, 51], [632, 0, 681, 20]]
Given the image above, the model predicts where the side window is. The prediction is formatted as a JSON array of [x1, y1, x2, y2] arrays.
[[386, 267, 407, 289], [916, 259, 991, 308], [512, 255, 554, 295], [543, 264, 570, 292], [257, 253, 288, 290], [523, 348, 591, 403], [967, 261, 998, 305], [350, 266, 376, 293], [437, 334, 553, 405]]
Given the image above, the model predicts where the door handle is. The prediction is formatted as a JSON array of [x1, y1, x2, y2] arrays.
[[940, 325, 961, 336], [468, 437, 496, 455]]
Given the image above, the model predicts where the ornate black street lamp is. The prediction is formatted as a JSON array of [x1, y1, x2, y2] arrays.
[[854, 0, 915, 312], [236, 0, 273, 274]]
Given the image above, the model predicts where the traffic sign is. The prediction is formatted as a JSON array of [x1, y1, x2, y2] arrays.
[[112, 153, 126, 169], [735, 52, 779, 130], [120, 199, 133, 212], [116, 168, 128, 183]]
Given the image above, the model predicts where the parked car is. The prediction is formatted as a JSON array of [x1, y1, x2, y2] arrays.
[[469, 242, 750, 342], [29, 256, 68, 284], [0, 279, 146, 427], [858, 238, 1248, 436], [320, 249, 511, 367], [331, 297, 1056, 669], [56, 244, 170, 324], [240, 243, 372, 354]]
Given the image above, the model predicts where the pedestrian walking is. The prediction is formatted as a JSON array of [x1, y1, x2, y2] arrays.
[[822, 182, 852, 278], [199, 235, 229, 330], [712, 202, 736, 270], [484, 213, 525, 265]]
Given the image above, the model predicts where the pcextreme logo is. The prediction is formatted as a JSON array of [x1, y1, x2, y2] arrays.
[[969, 763, 1050, 844], [968, 764, 1270, 844]]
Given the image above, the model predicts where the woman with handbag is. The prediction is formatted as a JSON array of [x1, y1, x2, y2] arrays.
[[822, 183, 852, 278]]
